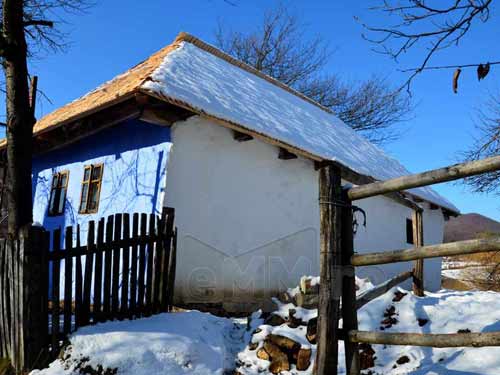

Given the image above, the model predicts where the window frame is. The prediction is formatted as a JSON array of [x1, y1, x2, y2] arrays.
[[79, 163, 104, 214], [406, 218, 414, 245], [48, 170, 69, 217]]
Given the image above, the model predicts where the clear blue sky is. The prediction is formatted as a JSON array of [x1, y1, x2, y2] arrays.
[[7, 0, 500, 219]]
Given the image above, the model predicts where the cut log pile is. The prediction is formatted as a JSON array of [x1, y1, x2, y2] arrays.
[[235, 306, 316, 374], [235, 276, 374, 375]]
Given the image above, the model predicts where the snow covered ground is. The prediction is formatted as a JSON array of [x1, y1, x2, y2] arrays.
[[31, 311, 247, 375], [31, 286, 500, 375]]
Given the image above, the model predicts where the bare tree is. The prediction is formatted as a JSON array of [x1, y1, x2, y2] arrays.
[[359, 0, 495, 90], [215, 6, 412, 145], [463, 93, 500, 192], [1, 0, 90, 236]]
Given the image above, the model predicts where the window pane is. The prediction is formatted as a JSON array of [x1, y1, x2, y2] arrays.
[[51, 174, 59, 188], [57, 188, 66, 214], [88, 182, 99, 211], [60, 173, 68, 187], [92, 165, 102, 180], [49, 188, 57, 214], [80, 183, 89, 212], [83, 167, 91, 182]]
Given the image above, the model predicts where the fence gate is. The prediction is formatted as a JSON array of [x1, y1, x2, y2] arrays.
[[0, 207, 177, 373], [315, 156, 500, 375]]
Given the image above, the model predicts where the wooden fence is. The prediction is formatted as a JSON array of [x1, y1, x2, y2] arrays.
[[315, 154, 500, 375], [0, 208, 177, 373]]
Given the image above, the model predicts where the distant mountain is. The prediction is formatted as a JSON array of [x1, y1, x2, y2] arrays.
[[444, 213, 500, 243]]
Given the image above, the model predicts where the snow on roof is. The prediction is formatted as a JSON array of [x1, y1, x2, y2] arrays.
[[22, 32, 457, 213], [140, 35, 458, 213]]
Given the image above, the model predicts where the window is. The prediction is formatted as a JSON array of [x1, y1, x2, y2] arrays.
[[406, 218, 414, 244], [79, 164, 103, 214], [48, 171, 69, 216]]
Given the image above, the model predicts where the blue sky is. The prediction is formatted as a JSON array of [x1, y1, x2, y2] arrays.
[[7, 0, 500, 219]]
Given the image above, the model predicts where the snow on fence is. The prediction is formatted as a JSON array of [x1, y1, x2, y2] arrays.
[[316, 154, 500, 375], [0, 208, 177, 373]]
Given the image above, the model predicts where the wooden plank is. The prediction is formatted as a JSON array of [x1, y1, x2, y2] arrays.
[[137, 214, 148, 317], [145, 214, 156, 316], [340, 191, 360, 375], [129, 213, 139, 319], [111, 214, 122, 318], [51, 228, 61, 352], [233, 130, 253, 142], [351, 237, 500, 266], [64, 226, 73, 335], [0, 239, 8, 357], [278, 147, 297, 160], [348, 330, 500, 348], [93, 218, 105, 323], [160, 208, 174, 311], [74, 225, 83, 328], [315, 163, 342, 375], [348, 155, 500, 201], [82, 221, 95, 326], [355, 271, 413, 310], [166, 227, 177, 311], [152, 216, 163, 315], [102, 215, 114, 321], [121, 213, 131, 318], [412, 210, 425, 296]]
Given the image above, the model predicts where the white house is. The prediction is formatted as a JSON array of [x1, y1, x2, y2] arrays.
[[24, 33, 459, 312]]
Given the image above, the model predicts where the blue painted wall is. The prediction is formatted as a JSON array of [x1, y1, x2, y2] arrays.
[[32, 118, 172, 244]]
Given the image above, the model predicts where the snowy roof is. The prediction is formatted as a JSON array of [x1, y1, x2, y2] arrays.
[[27, 32, 458, 213]]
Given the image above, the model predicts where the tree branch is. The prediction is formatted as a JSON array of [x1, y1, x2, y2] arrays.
[[23, 19, 54, 27]]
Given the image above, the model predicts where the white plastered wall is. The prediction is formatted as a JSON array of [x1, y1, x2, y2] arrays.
[[164, 116, 445, 310]]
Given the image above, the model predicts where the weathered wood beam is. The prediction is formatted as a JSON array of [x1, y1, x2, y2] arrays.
[[348, 155, 500, 201], [412, 210, 425, 296], [348, 330, 500, 348], [33, 98, 142, 155], [341, 189, 361, 375], [337, 163, 422, 212], [351, 237, 500, 267], [278, 147, 297, 160], [137, 94, 193, 126], [355, 271, 413, 310], [315, 163, 342, 375], [232, 130, 253, 142]]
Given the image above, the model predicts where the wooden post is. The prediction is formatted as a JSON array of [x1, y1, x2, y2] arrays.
[[315, 163, 343, 375], [412, 209, 425, 296], [341, 190, 360, 375]]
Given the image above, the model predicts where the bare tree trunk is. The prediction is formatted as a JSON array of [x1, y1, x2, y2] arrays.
[[3, 0, 33, 237]]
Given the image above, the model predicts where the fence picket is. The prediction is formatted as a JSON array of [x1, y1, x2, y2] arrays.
[[103, 215, 114, 321], [51, 229, 61, 353], [129, 213, 139, 319], [145, 214, 156, 316], [82, 221, 95, 326], [111, 214, 122, 317], [121, 213, 130, 318], [137, 214, 147, 317], [75, 225, 83, 328], [63, 227, 73, 335], [167, 228, 177, 311], [93, 218, 105, 323], [152, 216, 163, 314]]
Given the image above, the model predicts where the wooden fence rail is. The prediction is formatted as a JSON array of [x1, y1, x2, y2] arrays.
[[348, 154, 500, 201], [351, 237, 500, 266], [315, 155, 500, 375], [348, 330, 500, 348], [48, 209, 177, 354]]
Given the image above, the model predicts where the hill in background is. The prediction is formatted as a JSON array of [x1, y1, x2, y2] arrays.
[[444, 213, 500, 243]]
